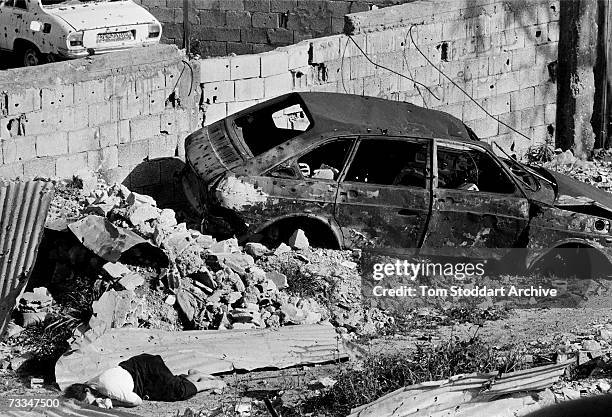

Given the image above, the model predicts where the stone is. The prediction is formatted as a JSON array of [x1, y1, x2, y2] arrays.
[[128, 204, 160, 226], [274, 242, 292, 255], [599, 326, 612, 342], [158, 209, 178, 228], [266, 271, 288, 289], [10, 352, 33, 371], [341, 260, 357, 269], [85, 203, 116, 216], [165, 230, 193, 256], [176, 289, 199, 322], [119, 272, 145, 291], [221, 253, 255, 275], [102, 262, 130, 279], [127, 192, 157, 207], [232, 323, 256, 330], [5, 322, 23, 338], [582, 339, 602, 351], [74, 169, 98, 194], [165, 295, 176, 305], [597, 380, 611, 392], [191, 269, 217, 292], [288, 229, 309, 249], [244, 242, 270, 258]]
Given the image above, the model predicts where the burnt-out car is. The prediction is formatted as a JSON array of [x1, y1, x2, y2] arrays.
[[183, 92, 612, 277]]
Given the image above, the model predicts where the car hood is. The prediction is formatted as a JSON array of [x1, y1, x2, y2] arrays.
[[45, 1, 156, 31], [544, 168, 612, 218]]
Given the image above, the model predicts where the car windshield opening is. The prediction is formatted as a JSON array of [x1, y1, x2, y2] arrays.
[[42, 0, 120, 7], [233, 95, 312, 157]]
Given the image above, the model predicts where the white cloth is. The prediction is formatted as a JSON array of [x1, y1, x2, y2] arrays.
[[87, 366, 141, 405]]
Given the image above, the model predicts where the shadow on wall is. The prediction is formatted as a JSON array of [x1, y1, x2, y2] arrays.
[[121, 157, 188, 209]]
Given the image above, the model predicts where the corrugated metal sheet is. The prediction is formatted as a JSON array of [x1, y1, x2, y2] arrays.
[[349, 360, 575, 417], [56, 324, 347, 389], [0, 180, 54, 338]]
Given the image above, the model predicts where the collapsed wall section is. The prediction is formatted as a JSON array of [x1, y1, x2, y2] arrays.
[[199, 0, 559, 157], [0, 45, 200, 204]]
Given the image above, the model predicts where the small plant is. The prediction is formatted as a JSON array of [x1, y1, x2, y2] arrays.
[[526, 135, 555, 164]]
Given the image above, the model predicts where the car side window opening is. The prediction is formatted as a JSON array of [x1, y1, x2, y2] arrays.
[[4, 0, 15, 7], [436, 145, 515, 193], [297, 138, 353, 181], [344, 139, 428, 188], [14, 0, 25, 9]]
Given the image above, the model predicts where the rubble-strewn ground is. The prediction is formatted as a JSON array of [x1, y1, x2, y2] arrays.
[[1, 151, 612, 416]]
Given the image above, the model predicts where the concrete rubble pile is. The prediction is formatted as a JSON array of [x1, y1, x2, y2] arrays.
[[43, 172, 359, 336], [544, 149, 612, 191]]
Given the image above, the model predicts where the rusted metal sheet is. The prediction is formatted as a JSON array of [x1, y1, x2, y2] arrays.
[[349, 360, 574, 417], [55, 324, 347, 390], [0, 180, 54, 338]]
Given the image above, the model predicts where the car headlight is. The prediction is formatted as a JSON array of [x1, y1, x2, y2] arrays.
[[67, 31, 83, 47], [148, 23, 161, 38]]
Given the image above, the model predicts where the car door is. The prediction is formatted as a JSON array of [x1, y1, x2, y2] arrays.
[[234, 137, 356, 243], [2, 0, 29, 50], [420, 139, 530, 260], [334, 136, 432, 250]]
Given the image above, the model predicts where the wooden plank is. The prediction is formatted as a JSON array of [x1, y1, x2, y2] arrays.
[[56, 324, 346, 389]]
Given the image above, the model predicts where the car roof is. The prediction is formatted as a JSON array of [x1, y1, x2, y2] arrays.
[[228, 92, 475, 141]]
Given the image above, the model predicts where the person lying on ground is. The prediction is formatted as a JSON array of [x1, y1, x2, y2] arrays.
[[63, 353, 226, 408]]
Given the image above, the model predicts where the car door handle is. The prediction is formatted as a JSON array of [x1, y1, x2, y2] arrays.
[[398, 208, 420, 216]]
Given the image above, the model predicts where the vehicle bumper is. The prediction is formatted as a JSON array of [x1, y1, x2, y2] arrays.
[[56, 42, 160, 59]]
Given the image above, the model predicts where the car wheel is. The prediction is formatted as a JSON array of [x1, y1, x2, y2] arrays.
[[21, 46, 42, 67]]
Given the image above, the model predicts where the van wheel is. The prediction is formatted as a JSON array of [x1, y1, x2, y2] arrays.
[[21, 45, 42, 67]]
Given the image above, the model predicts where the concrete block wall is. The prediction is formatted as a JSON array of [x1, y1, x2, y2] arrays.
[[0, 44, 200, 204], [198, 0, 559, 157], [134, 0, 382, 57]]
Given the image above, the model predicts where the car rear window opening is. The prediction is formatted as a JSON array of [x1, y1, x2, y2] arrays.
[[233, 97, 312, 156]]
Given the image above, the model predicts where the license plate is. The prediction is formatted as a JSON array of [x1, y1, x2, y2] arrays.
[[97, 31, 133, 43]]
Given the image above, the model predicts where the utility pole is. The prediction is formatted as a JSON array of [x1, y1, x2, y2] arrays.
[[183, 0, 191, 55]]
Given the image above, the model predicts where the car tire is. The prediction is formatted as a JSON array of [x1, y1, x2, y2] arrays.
[[21, 45, 42, 67]]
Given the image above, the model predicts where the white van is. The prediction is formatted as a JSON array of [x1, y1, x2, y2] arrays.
[[0, 0, 162, 66]]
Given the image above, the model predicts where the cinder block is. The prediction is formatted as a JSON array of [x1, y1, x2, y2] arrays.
[[264, 72, 292, 98], [484, 94, 510, 116], [227, 99, 260, 115], [99, 122, 119, 147], [226, 10, 252, 26], [160, 112, 178, 135], [41, 85, 74, 110], [499, 29, 525, 51], [2, 136, 36, 164], [495, 71, 521, 95], [118, 140, 149, 167], [5, 88, 40, 116], [511, 47, 536, 71], [68, 127, 99, 153], [488, 53, 512, 76], [219, 0, 245, 10], [0, 162, 24, 179], [88, 102, 112, 127], [130, 115, 161, 142], [118, 119, 131, 144], [473, 76, 498, 100], [234, 78, 265, 101], [241, 27, 268, 43], [497, 111, 522, 135], [547, 21, 559, 42], [268, 28, 293, 45], [245, 0, 271, 12], [468, 117, 498, 139], [203, 103, 228, 126], [198, 9, 227, 26], [230, 55, 261, 79], [215, 27, 242, 42], [202, 81, 235, 104], [56, 152, 88, 178], [545, 103, 556, 124], [227, 42, 254, 55], [510, 87, 535, 111], [310, 37, 340, 64], [36, 131, 68, 157], [200, 57, 231, 83], [148, 90, 167, 115], [252, 11, 279, 28], [520, 105, 545, 129], [23, 157, 56, 179], [74, 79, 106, 106], [270, 0, 296, 12], [287, 42, 310, 69], [260, 51, 289, 76]]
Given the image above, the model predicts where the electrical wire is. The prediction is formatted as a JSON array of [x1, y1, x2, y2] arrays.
[[408, 24, 532, 142], [347, 34, 440, 100], [340, 37, 349, 94], [403, 31, 429, 108]]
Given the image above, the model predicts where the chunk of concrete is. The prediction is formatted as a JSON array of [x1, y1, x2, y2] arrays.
[[244, 242, 270, 258], [119, 273, 145, 292], [102, 262, 131, 279], [288, 229, 309, 249], [274, 243, 292, 255], [128, 204, 160, 226], [127, 192, 157, 207], [266, 271, 288, 289]]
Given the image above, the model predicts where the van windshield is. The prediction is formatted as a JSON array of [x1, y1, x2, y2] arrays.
[[42, 0, 120, 7]]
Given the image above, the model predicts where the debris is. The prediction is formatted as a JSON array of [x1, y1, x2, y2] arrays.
[[18, 287, 54, 327], [165, 295, 176, 306], [5, 322, 23, 338], [55, 324, 347, 389], [10, 352, 33, 371], [29, 377, 44, 389], [244, 242, 270, 258], [88, 290, 147, 334], [266, 271, 288, 289], [288, 229, 309, 249], [349, 360, 574, 417], [235, 401, 252, 417], [103, 262, 131, 279], [309, 376, 337, 389], [274, 243, 292, 255], [68, 215, 164, 263], [597, 380, 611, 392], [118, 273, 145, 292]]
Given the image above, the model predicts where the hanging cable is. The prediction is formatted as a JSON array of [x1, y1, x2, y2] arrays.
[[408, 24, 532, 142]]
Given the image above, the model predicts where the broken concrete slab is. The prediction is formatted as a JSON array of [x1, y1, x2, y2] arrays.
[[118, 273, 145, 292], [274, 243, 292, 255], [68, 215, 162, 263], [244, 242, 270, 258], [55, 324, 347, 389], [102, 262, 131, 279], [126, 191, 157, 207], [89, 290, 147, 334], [289, 229, 309, 249], [266, 271, 288, 289]]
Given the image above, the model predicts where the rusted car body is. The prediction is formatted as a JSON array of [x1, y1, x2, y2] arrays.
[[183, 92, 612, 276]]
